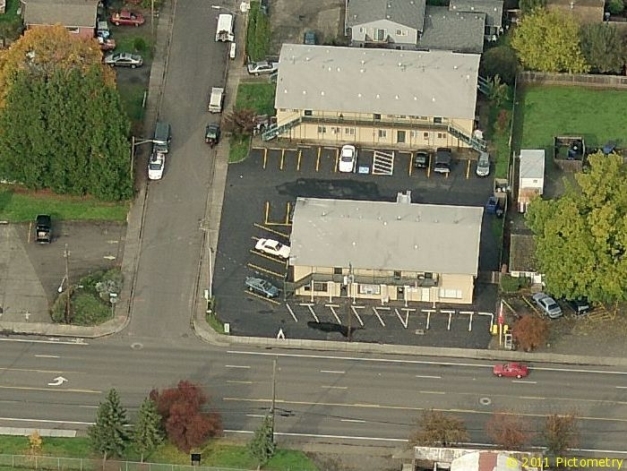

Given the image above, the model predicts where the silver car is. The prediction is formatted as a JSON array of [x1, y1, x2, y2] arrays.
[[532, 292, 563, 319], [104, 52, 143, 68], [247, 60, 279, 75], [476, 151, 490, 177], [245, 277, 280, 298]]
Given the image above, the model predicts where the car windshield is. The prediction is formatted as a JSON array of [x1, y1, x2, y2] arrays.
[[149, 161, 162, 170], [341, 155, 353, 162], [547, 302, 558, 310]]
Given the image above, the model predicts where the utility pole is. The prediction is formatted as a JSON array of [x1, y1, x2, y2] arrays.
[[270, 358, 277, 443], [346, 263, 354, 341], [130, 135, 136, 179], [63, 244, 70, 324]]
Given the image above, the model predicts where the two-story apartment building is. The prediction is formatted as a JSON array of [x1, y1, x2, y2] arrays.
[[267, 44, 483, 149], [287, 193, 484, 305], [22, 0, 98, 39]]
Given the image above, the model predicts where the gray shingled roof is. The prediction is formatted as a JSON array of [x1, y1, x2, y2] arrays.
[[290, 197, 484, 275], [346, 0, 427, 32], [449, 0, 504, 28], [276, 44, 480, 119], [419, 6, 485, 54], [23, 0, 98, 28]]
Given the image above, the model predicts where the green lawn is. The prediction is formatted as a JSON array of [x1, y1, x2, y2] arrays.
[[0, 0, 20, 23], [236, 83, 276, 116], [118, 83, 147, 124], [229, 135, 252, 163], [520, 86, 627, 150], [0, 186, 129, 222], [246, 1, 271, 62], [0, 437, 319, 471]]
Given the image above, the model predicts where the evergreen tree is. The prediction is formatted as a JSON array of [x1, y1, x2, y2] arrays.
[[133, 398, 164, 462], [248, 414, 276, 469], [88, 389, 131, 463]]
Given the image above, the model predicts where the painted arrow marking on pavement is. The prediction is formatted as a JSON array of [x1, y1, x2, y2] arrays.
[[48, 376, 68, 386], [103, 255, 116, 260]]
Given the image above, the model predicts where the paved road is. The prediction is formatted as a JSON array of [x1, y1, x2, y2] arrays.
[[126, 0, 226, 344], [1, 338, 626, 454]]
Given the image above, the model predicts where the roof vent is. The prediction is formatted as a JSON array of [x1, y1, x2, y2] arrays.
[[383, 221, 387, 226], [386, 14, 391, 18], [414, 244, 418, 249], [432, 97, 436, 102], [352, 241, 356, 246], [376, 94, 380, 99], [360, 68, 365, 73], [361, 60, 365, 65], [395, 95, 399, 100], [306, 57, 310, 61], [337, 67, 341, 71], [470, 5, 475, 10], [302, 90, 307, 95], [358, 93, 362, 97], [454, 65, 458, 69], [321, 91, 325, 96]]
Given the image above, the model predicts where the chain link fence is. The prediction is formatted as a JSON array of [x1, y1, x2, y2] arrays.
[[519, 71, 627, 89], [0, 454, 251, 471]]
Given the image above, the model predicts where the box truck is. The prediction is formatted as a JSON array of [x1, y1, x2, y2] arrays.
[[215, 14, 234, 42]]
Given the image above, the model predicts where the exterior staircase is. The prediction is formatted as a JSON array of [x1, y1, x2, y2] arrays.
[[477, 75, 491, 96], [448, 124, 487, 152], [261, 117, 302, 141]]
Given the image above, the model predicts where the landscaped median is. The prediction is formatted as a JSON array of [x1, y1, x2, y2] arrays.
[[0, 436, 319, 471]]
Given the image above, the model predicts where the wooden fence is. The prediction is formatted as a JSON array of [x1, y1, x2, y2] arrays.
[[519, 71, 627, 89]]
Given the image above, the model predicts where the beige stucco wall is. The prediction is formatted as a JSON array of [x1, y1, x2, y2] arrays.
[[275, 110, 474, 148]]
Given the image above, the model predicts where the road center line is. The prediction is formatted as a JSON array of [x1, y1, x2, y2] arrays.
[[225, 365, 251, 369], [227, 380, 253, 385], [320, 370, 345, 374], [512, 380, 537, 384], [0, 367, 64, 374], [34, 355, 61, 359], [340, 419, 366, 423], [419, 390, 446, 395], [0, 385, 101, 394], [616, 386, 627, 389], [322, 386, 348, 390], [246, 414, 266, 418], [416, 375, 441, 379]]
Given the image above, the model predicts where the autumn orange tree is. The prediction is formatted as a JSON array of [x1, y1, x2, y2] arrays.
[[150, 381, 222, 453], [0, 26, 132, 200], [486, 411, 534, 450], [512, 314, 549, 352]]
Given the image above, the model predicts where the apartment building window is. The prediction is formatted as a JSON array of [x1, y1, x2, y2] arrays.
[[304, 110, 313, 116], [67, 27, 80, 34], [334, 267, 343, 275], [359, 284, 381, 295], [376, 29, 386, 41], [397, 130, 406, 143], [331, 127, 340, 134], [396, 29, 407, 36], [378, 129, 387, 138], [439, 289, 462, 299], [373, 113, 381, 120], [434, 117, 443, 124], [410, 130, 418, 138], [345, 128, 355, 135], [394, 271, 402, 279], [437, 132, 446, 139], [423, 132, 429, 139], [318, 126, 326, 134], [313, 282, 328, 292], [398, 115, 406, 119]]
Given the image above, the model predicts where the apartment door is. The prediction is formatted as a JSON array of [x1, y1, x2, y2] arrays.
[[397, 130, 406, 143], [397, 286, 404, 301]]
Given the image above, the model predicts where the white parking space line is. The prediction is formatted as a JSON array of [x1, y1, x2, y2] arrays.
[[321, 386, 348, 390], [285, 303, 298, 322], [419, 390, 445, 395], [415, 375, 441, 379], [225, 365, 251, 369], [35, 355, 60, 359], [340, 419, 366, 423], [321, 370, 345, 374]]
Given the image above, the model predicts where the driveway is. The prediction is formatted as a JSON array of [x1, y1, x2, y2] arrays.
[[125, 0, 227, 342]]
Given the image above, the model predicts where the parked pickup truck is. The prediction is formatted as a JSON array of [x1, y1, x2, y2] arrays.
[[208, 87, 224, 113], [35, 214, 52, 244]]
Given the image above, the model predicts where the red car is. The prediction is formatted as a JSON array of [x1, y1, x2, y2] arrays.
[[110, 9, 145, 26], [492, 362, 529, 378]]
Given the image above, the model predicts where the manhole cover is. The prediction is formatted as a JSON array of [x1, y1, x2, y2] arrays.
[[479, 397, 492, 406], [130, 342, 143, 350]]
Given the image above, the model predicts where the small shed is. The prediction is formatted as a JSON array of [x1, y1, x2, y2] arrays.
[[517, 149, 545, 213]]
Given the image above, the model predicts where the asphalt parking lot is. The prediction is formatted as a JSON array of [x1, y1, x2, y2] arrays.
[[213, 145, 499, 345]]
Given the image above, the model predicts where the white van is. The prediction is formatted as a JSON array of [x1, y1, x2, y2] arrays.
[[208, 87, 224, 113], [229, 43, 236, 60]]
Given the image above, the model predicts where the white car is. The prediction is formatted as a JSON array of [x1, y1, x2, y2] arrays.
[[247, 61, 279, 75], [339, 145, 357, 173], [148, 152, 165, 180], [476, 151, 490, 177], [255, 239, 290, 259]]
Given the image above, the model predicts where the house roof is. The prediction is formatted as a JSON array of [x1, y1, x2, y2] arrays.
[[519, 149, 545, 181], [509, 232, 536, 272], [276, 44, 480, 119], [451, 451, 524, 471], [346, 0, 427, 32], [289, 196, 484, 275], [23, 0, 98, 28], [419, 6, 486, 54], [449, 0, 504, 28]]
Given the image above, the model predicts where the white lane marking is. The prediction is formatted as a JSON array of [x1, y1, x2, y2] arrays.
[[246, 414, 266, 418], [0, 417, 94, 426], [419, 390, 445, 395], [225, 365, 251, 369], [416, 375, 441, 379], [78, 405, 98, 409], [616, 386, 627, 389], [320, 370, 345, 374], [227, 380, 253, 385], [228, 350, 627, 376], [322, 386, 348, 390], [512, 380, 537, 384], [225, 429, 406, 442], [340, 419, 366, 423], [35, 355, 60, 359], [0, 338, 88, 346], [519, 396, 545, 400]]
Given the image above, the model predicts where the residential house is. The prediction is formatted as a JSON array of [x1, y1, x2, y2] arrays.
[[412, 446, 542, 471], [509, 232, 542, 284], [269, 44, 484, 150], [346, 0, 427, 50], [287, 193, 484, 305], [22, 0, 98, 39], [345, 0, 503, 53], [517, 149, 545, 213], [449, 0, 504, 39], [546, 0, 605, 24]]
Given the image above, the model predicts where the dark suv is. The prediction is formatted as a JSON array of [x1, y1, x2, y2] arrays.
[[35, 214, 52, 244], [205, 124, 220, 147], [434, 148, 452, 174], [413, 150, 431, 169], [566, 298, 590, 316]]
